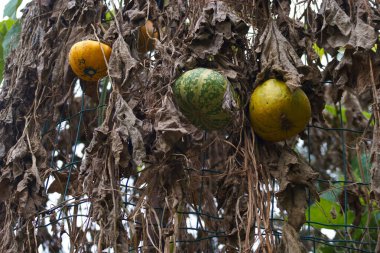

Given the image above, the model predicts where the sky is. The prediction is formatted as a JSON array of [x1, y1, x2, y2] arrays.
[[0, 1, 5, 19], [0, 0, 31, 20]]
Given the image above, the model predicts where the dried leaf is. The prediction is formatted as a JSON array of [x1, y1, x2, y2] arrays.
[[108, 36, 138, 87], [317, 0, 376, 50], [5, 137, 28, 178], [188, 1, 249, 59], [371, 99, 380, 203], [333, 50, 377, 98], [256, 21, 306, 91], [15, 172, 47, 218], [47, 170, 80, 196], [278, 223, 307, 253], [0, 168, 12, 201], [275, 147, 319, 229], [112, 92, 145, 167], [154, 95, 200, 154]]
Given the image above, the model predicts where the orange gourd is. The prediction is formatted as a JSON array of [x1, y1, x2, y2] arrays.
[[69, 40, 112, 82], [137, 20, 159, 54]]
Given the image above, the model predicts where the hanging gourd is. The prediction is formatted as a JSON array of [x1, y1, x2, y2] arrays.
[[68, 40, 112, 82], [137, 20, 159, 54], [249, 79, 311, 142], [173, 68, 239, 130]]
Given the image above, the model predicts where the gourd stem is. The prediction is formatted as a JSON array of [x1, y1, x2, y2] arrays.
[[98, 77, 109, 126]]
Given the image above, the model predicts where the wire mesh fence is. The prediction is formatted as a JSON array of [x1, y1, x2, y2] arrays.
[[1, 0, 378, 252], [32, 79, 378, 253]]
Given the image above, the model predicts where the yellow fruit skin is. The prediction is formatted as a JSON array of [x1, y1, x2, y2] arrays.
[[137, 20, 159, 54], [249, 79, 311, 142], [68, 40, 112, 82]]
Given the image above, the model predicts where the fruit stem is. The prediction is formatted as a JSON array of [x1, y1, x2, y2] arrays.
[[98, 77, 109, 126]]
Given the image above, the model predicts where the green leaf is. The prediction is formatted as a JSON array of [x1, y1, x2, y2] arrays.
[[0, 19, 18, 83], [316, 245, 336, 253], [362, 110, 371, 120], [352, 210, 380, 242], [320, 189, 341, 202], [2, 20, 21, 61], [137, 163, 145, 173], [3, 0, 23, 19], [362, 110, 375, 126], [324, 104, 337, 117], [306, 197, 354, 229], [371, 44, 377, 53], [350, 152, 371, 183], [0, 19, 16, 34], [104, 10, 115, 22], [325, 104, 373, 127], [312, 43, 325, 61], [324, 104, 347, 123], [0, 41, 3, 84]]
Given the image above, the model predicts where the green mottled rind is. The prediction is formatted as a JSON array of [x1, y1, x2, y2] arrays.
[[173, 68, 234, 130]]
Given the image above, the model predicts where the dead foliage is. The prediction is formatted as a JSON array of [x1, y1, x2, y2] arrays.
[[0, 0, 379, 252]]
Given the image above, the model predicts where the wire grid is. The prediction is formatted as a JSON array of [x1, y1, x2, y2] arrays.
[[35, 81, 378, 253]]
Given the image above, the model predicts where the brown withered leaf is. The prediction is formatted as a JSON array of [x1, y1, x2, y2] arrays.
[[79, 123, 109, 195], [47, 170, 81, 196], [371, 111, 380, 253], [0, 168, 12, 201], [112, 92, 145, 167], [23, 137, 48, 217], [0, 133, 48, 218], [0, 132, 47, 218], [79, 92, 138, 250], [154, 95, 201, 154], [108, 36, 138, 87], [255, 21, 310, 91], [257, 144, 319, 251], [273, 0, 309, 57], [342, 91, 370, 131], [5, 138, 29, 178], [80, 91, 146, 185], [333, 50, 377, 98], [278, 223, 307, 253], [370, 96, 380, 204], [263, 145, 319, 230], [299, 65, 324, 123], [15, 172, 47, 218], [317, 0, 376, 51], [188, 1, 249, 60]]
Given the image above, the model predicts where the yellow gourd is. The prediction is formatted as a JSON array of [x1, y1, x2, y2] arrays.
[[249, 79, 311, 142], [137, 20, 159, 54], [68, 40, 112, 82]]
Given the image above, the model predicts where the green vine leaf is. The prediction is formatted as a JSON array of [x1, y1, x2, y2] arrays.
[[3, 0, 23, 19], [0, 18, 19, 83], [2, 20, 21, 60], [312, 43, 325, 61], [306, 197, 354, 229]]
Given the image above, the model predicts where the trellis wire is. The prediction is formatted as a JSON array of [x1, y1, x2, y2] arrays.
[[35, 81, 377, 253]]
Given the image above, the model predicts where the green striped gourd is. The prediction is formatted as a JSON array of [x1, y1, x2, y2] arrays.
[[173, 68, 237, 130]]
